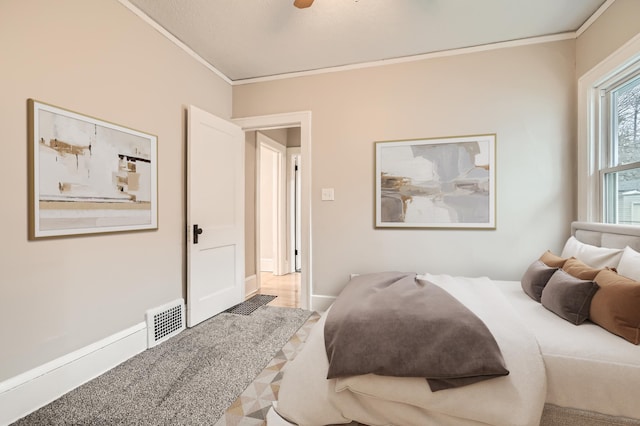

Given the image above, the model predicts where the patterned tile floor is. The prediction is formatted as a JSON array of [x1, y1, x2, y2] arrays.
[[214, 311, 321, 425]]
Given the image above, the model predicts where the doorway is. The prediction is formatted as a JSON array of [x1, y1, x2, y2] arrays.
[[256, 130, 301, 307], [233, 112, 311, 310]]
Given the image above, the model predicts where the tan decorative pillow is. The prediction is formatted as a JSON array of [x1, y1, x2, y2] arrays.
[[539, 250, 567, 268], [562, 257, 602, 280], [592, 269, 640, 345]]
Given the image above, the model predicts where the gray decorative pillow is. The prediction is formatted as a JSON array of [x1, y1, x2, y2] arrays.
[[541, 269, 599, 325], [521, 260, 558, 302]]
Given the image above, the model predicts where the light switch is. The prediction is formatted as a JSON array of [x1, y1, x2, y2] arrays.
[[321, 188, 335, 201]]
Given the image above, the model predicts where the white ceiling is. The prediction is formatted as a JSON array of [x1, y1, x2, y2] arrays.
[[125, 0, 608, 82]]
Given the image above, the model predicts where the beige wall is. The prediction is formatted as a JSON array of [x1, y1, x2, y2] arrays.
[[576, 0, 640, 78], [287, 127, 302, 147], [234, 40, 577, 298], [0, 0, 231, 381], [261, 129, 288, 146]]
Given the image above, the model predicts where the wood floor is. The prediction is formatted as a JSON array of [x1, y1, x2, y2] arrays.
[[258, 272, 301, 308]]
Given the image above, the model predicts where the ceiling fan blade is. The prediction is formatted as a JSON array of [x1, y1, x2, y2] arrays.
[[293, 0, 314, 9]]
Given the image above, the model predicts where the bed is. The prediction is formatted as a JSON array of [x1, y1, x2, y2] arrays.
[[267, 221, 640, 426]]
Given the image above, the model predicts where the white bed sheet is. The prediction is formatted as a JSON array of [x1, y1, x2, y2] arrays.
[[495, 280, 640, 420]]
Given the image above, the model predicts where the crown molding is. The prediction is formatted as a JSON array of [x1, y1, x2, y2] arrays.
[[576, 0, 616, 37], [232, 33, 576, 85]]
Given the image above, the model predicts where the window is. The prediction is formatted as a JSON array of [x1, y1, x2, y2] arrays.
[[578, 35, 640, 224], [601, 73, 640, 224]]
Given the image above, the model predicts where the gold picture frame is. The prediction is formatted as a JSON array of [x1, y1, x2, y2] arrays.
[[28, 99, 158, 239], [375, 134, 496, 229]]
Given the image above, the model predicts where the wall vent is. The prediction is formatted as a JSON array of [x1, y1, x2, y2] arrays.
[[146, 299, 185, 348]]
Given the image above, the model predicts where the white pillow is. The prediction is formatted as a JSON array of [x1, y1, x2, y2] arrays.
[[560, 236, 623, 269], [616, 246, 640, 281]]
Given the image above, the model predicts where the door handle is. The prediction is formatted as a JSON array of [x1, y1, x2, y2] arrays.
[[193, 224, 203, 244]]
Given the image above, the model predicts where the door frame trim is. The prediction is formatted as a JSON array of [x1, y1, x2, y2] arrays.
[[287, 147, 302, 273], [233, 112, 311, 310]]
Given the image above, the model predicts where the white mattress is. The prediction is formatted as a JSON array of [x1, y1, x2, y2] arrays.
[[495, 280, 640, 419]]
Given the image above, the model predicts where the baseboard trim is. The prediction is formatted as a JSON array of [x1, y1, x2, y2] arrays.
[[311, 295, 336, 313], [0, 322, 147, 425]]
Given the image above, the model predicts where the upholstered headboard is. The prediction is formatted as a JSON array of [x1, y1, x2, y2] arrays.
[[571, 221, 640, 251]]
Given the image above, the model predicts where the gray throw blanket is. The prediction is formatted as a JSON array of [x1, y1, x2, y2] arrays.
[[324, 271, 509, 391]]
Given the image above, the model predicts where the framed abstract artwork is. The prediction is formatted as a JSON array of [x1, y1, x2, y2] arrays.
[[28, 99, 158, 239], [375, 134, 496, 229]]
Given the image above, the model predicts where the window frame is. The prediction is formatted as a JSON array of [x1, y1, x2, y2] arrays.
[[599, 70, 640, 224], [578, 33, 640, 223]]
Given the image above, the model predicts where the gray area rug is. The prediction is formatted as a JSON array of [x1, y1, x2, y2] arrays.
[[14, 306, 312, 425]]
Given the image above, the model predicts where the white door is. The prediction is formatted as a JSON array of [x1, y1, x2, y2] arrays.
[[257, 132, 287, 276], [187, 105, 244, 327]]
